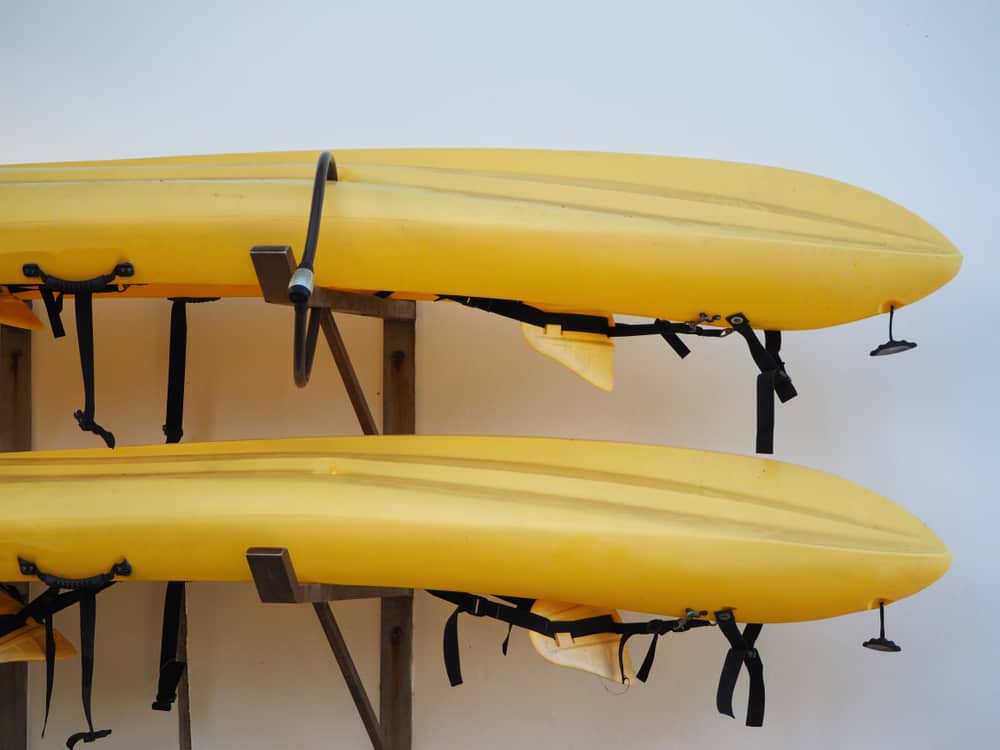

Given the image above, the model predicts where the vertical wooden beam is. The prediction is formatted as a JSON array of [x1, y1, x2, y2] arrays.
[[382, 316, 415, 436], [0, 323, 31, 750], [0, 324, 31, 451], [176, 587, 192, 750], [380, 314, 415, 750], [379, 594, 413, 750]]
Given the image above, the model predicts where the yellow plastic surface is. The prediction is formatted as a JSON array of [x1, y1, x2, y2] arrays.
[[0, 149, 961, 331], [0, 289, 42, 330], [521, 324, 615, 391], [528, 600, 634, 682], [0, 436, 948, 624], [0, 590, 76, 663]]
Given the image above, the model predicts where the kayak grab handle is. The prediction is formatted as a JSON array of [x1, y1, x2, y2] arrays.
[[18, 557, 132, 591], [289, 151, 338, 387], [22, 263, 135, 294]]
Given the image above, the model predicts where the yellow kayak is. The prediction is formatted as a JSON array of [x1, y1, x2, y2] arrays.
[[0, 435, 949, 624], [0, 148, 960, 332]]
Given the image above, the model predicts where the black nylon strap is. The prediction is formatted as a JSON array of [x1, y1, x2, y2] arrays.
[[659, 328, 691, 358], [152, 582, 187, 711], [66, 730, 112, 748], [500, 623, 514, 656], [635, 632, 661, 682], [616, 619, 689, 684], [3, 587, 86, 739], [438, 296, 725, 351], [439, 297, 614, 335], [755, 371, 777, 454], [164, 301, 188, 444], [15, 562, 126, 747], [764, 330, 796, 402], [22, 263, 134, 447], [726, 314, 796, 454], [72, 292, 115, 449], [442, 605, 464, 686], [43, 614, 55, 736], [499, 597, 532, 656], [431, 591, 621, 638], [39, 289, 66, 338], [162, 297, 217, 443], [63, 591, 113, 747], [429, 591, 710, 687], [4, 584, 116, 744], [715, 610, 765, 727], [433, 591, 618, 686], [3, 588, 83, 638], [69, 588, 115, 747]]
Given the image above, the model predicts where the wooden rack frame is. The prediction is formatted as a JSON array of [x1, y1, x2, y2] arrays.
[[246, 245, 416, 750], [0, 245, 416, 750], [0, 321, 30, 750]]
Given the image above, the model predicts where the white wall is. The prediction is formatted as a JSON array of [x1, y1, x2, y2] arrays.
[[3, 1, 997, 748]]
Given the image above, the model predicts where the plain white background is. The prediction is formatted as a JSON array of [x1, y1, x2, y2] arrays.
[[2, 1, 997, 748]]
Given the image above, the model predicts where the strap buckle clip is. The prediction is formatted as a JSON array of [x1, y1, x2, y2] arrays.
[[673, 608, 709, 632]]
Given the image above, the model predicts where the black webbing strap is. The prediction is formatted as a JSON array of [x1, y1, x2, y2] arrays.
[[438, 296, 724, 355], [73, 292, 115, 448], [726, 314, 797, 454], [162, 297, 218, 445], [39, 289, 66, 338], [152, 582, 187, 711], [17, 558, 130, 747], [163, 301, 188, 444], [497, 596, 533, 656], [44, 610, 56, 734], [660, 327, 691, 358], [21, 263, 134, 448], [429, 591, 710, 687], [66, 589, 112, 748], [438, 297, 615, 335], [715, 610, 765, 727], [0, 586, 86, 739]]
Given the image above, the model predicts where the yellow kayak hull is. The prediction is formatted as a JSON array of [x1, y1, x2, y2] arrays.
[[0, 149, 960, 331], [0, 436, 948, 624]]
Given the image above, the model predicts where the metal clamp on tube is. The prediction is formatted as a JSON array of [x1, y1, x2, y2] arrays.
[[290, 150, 338, 387]]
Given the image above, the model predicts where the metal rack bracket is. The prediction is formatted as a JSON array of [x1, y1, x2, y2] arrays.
[[246, 547, 414, 750]]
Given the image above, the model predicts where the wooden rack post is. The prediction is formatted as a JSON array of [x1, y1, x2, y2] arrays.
[[0, 322, 31, 750], [0, 250, 416, 749]]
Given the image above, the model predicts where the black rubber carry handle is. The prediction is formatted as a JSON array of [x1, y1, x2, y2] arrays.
[[18, 558, 132, 590], [22, 263, 134, 294]]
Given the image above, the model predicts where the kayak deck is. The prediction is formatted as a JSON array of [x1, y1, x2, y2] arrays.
[[0, 435, 949, 623], [0, 149, 961, 330]]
